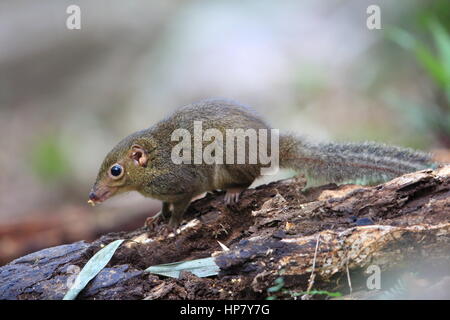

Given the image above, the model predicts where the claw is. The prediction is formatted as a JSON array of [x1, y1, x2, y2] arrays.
[[144, 210, 163, 229], [224, 188, 244, 205], [145, 211, 178, 237]]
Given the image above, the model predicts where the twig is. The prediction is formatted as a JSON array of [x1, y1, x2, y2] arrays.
[[306, 233, 321, 293], [346, 257, 353, 296]]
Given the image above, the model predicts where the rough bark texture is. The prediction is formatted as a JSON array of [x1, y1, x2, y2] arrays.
[[1, 166, 449, 300]]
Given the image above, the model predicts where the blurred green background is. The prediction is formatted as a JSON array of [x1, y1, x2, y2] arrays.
[[0, 0, 449, 264]]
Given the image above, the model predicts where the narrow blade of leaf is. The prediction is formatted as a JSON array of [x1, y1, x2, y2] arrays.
[[429, 19, 450, 82], [63, 239, 124, 300], [145, 257, 219, 278], [388, 27, 447, 87]]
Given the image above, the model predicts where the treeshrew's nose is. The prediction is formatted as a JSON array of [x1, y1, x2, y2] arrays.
[[88, 191, 98, 201]]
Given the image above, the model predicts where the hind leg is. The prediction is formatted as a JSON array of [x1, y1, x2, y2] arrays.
[[168, 197, 192, 228]]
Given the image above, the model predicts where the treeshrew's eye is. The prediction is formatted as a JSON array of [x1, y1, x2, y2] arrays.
[[109, 164, 123, 178]]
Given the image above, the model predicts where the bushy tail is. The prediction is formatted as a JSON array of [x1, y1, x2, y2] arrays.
[[280, 134, 436, 186]]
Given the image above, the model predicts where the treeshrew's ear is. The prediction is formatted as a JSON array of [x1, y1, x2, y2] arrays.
[[129, 144, 149, 167]]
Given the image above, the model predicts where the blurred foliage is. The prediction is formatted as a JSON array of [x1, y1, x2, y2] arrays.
[[30, 135, 70, 182], [386, 6, 450, 147], [389, 20, 450, 98]]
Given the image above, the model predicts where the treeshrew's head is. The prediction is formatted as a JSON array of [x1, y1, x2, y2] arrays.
[[88, 133, 155, 206]]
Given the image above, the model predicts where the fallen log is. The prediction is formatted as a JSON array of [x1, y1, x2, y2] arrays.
[[1, 166, 449, 300]]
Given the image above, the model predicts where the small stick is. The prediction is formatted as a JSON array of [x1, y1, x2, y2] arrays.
[[346, 257, 353, 295], [306, 233, 321, 293]]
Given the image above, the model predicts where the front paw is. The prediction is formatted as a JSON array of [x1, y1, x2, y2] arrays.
[[144, 210, 165, 230], [145, 212, 179, 237]]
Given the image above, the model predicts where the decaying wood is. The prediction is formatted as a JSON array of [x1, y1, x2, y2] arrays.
[[1, 166, 449, 300]]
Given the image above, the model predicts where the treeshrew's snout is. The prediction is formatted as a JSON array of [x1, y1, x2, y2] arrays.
[[88, 185, 117, 205]]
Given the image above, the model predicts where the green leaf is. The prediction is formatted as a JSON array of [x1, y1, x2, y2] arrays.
[[267, 277, 285, 293], [63, 239, 125, 300], [30, 135, 70, 182], [290, 290, 343, 297], [145, 257, 219, 278], [387, 27, 416, 50], [429, 19, 450, 83], [414, 45, 447, 87], [428, 19, 450, 103], [388, 27, 447, 88]]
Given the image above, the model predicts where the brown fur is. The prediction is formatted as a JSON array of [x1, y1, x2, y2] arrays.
[[90, 98, 435, 226]]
